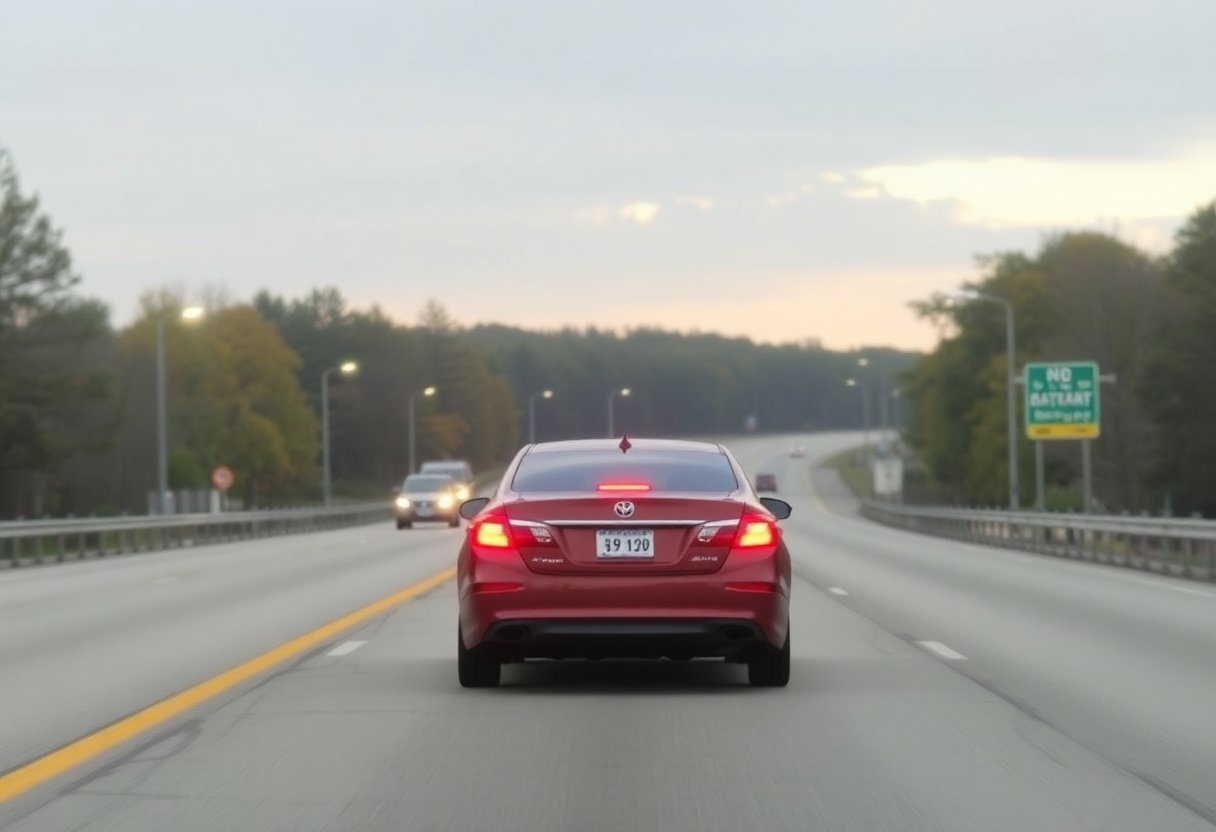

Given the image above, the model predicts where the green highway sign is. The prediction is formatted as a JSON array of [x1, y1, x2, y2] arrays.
[[1024, 361, 1100, 439]]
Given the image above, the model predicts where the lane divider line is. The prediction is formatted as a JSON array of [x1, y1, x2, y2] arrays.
[[828, 587, 849, 596], [916, 640, 967, 661], [0, 565, 457, 806], [326, 640, 368, 657]]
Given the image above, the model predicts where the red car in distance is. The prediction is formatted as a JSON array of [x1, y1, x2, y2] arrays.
[[456, 438, 793, 688]]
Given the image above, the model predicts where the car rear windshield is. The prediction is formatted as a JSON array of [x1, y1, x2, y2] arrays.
[[402, 476, 452, 493], [511, 450, 738, 493], [421, 463, 470, 479]]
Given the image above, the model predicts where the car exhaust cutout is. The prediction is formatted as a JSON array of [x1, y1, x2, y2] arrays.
[[494, 625, 530, 642], [721, 625, 756, 642]]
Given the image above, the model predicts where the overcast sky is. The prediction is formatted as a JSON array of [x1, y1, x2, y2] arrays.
[[3, 0, 1214, 350]]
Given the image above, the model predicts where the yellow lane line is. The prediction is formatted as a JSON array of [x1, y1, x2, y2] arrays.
[[0, 565, 457, 805]]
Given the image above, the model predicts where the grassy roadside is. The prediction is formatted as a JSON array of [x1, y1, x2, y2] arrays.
[[821, 447, 872, 500]]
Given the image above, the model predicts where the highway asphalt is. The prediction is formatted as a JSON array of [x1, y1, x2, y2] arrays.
[[1, 432, 1214, 830]]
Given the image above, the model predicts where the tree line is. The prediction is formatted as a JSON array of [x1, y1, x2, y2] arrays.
[[904, 201, 1216, 516], [0, 148, 917, 518]]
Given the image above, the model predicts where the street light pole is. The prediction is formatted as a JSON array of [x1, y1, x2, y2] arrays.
[[528, 389, 554, 445], [857, 356, 888, 447], [960, 289, 1019, 511], [607, 387, 631, 437], [846, 378, 869, 456], [322, 361, 359, 507], [154, 306, 204, 514], [155, 316, 168, 514], [409, 386, 437, 475]]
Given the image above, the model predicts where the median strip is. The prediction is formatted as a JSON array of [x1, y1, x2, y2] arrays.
[[0, 565, 457, 805]]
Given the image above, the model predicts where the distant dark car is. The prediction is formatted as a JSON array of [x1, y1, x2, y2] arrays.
[[419, 460, 474, 501], [395, 474, 461, 529], [754, 473, 778, 493]]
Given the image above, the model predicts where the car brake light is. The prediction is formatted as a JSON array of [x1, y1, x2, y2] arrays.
[[734, 515, 776, 548], [596, 483, 651, 492], [473, 518, 514, 548]]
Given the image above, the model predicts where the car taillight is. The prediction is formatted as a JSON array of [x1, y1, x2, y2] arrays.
[[470, 514, 556, 549], [733, 515, 777, 549], [695, 519, 738, 546], [472, 516, 515, 549], [512, 519, 558, 547]]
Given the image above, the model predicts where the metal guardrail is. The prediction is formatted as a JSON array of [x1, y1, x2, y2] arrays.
[[861, 501, 1216, 583], [0, 503, 392, 568]]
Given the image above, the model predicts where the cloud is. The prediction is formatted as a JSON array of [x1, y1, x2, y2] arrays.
[[842, 185, 883, 200], [674, 195, 715, 211], [764, 179, 816, 207], [846, 143, 1216, 229], [765, 193, 798, 207], [573, 205, 616, 227], [618, 201, 661, 224], [574, 201, 662, 227]]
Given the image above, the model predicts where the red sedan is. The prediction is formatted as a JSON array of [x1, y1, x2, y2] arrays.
[[456, 438, 792, 688]]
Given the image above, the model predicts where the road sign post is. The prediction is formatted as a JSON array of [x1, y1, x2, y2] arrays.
[[1024, 362, 1101, 512], [211, 466, 234, 512], [1024, 362, 1100, 440]]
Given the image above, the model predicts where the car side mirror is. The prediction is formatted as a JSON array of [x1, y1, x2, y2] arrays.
[[460, 497, 490, 520], [760, 497, 792, 520]]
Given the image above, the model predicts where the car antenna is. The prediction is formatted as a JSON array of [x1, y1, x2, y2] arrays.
[[618, 434, 632, 454]]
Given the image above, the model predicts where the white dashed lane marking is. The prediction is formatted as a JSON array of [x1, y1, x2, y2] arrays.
[[916, 640, 967, 661], [828, 587, 849, 596], [326, 640, 369, 657]]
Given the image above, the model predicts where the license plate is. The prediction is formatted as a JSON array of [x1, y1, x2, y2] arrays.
[[596, 529, 654, 558]]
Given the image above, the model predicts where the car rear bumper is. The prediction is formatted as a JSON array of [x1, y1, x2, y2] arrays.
[[479, 617, 769, 660], [459, 565, 789, 657]]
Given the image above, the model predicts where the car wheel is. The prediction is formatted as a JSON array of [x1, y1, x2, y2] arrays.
[[396, 519, 411, 530], [458, 625, 500, 688], [448, 516, 460, 528], [748, 628, 790, 688]]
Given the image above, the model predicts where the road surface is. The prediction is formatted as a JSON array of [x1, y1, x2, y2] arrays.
[[1, 432, 1214, 831]]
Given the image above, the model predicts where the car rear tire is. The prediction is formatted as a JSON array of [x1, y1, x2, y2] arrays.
[[458, 626, 500, 688], [748, 628, 790, 687], [396, 519, 411, 530], [448, 516, 460, 528]]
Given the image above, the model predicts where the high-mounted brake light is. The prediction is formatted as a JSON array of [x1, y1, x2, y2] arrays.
[[734, 515, 776, 548], [596, 483, 651, 492], [474, 519, 514, 548]]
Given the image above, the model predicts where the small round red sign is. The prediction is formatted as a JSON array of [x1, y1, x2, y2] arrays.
[[211, 466, 235, 492]]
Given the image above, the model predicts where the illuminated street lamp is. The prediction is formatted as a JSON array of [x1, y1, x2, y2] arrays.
[[322, 361, 359, 507], [528, 389, 554, 445], [607, 387, 632, 437], [155, 305, 205, 514], [409, 385, 438, 474]]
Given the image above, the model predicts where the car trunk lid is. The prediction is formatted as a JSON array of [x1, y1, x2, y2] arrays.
[[504, 494, 743, 575]]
